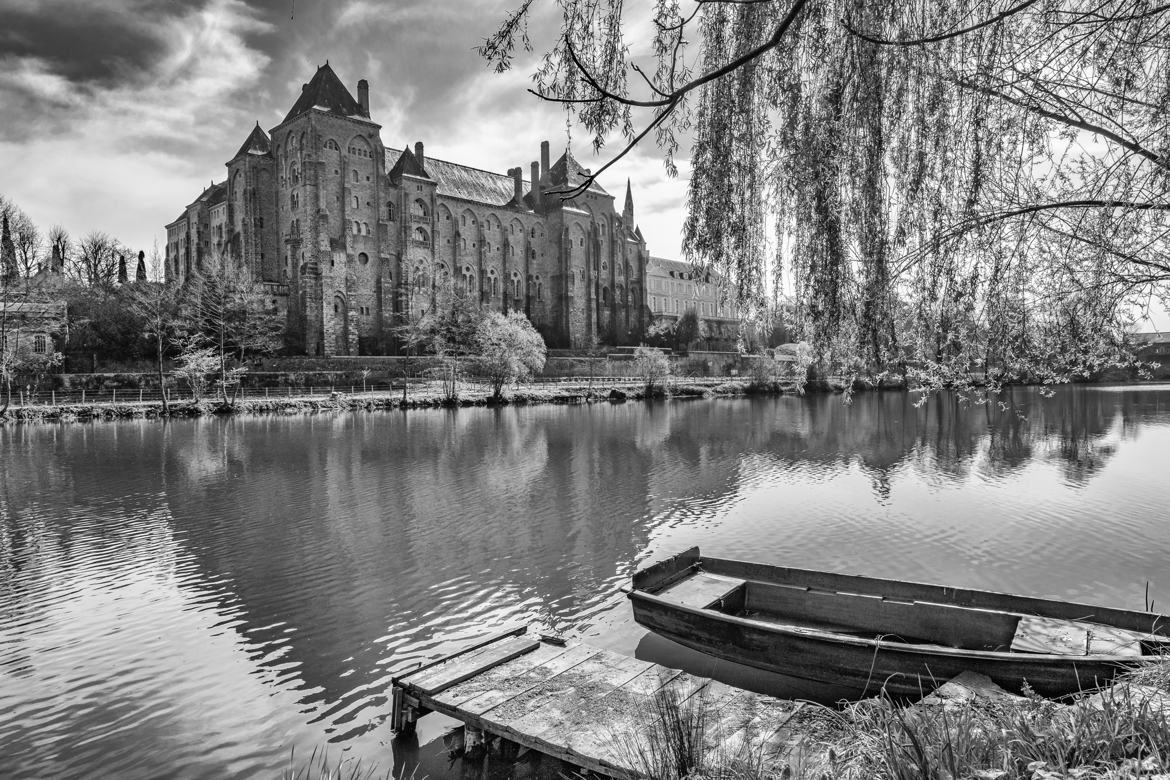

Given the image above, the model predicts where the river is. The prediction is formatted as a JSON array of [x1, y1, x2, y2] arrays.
[[1, 386, 1168, 778]]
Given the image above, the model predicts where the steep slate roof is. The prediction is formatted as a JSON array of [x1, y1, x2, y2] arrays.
[[546, 149, 608, 196], [234, 122, 272, 158], [386, 148, 530, 206], [648, 255, 714, 282], [283, 62, 364, 124]]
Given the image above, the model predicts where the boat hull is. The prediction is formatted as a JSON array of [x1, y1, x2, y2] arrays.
[[631, 592, 1132, 700]]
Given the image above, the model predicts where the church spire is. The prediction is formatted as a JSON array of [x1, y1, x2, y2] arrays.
[[623, 179, 635, 225]]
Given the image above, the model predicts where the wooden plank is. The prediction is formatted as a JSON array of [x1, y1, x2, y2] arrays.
[[1086, 624, 1146, 657], [406, 635, 540, 695], [393, 623, 527, 683], [658, 572, 745, 609], [556, 666, 688, 772], [434, 641, 578, 709], [720, 699, 805, 759], [1012, 615, 1089, 655], [459, 643, 603, 716], [491, 652, 655, 740]]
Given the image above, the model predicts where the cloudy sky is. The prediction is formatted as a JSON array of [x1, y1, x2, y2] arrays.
[[0, 0, 689, 261]]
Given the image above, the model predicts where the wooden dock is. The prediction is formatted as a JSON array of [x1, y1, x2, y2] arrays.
[[390, 625, 825, 778]]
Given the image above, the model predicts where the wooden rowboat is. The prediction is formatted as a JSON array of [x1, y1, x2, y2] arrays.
[[627, 548, 1170, 699]]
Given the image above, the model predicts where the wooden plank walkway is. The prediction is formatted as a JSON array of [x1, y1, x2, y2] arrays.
[[390, 625, 816, 779]]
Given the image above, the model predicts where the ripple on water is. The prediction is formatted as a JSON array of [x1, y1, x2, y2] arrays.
[[2, 388, 1170, 777]]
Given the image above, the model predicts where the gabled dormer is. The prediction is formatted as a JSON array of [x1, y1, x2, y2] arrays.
[[388, 144, 431, 184]]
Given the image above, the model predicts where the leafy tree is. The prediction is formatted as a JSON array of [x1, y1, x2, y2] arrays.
[[483, 0, 1170, 383], [633, 345, 671, 395], [473, 310, 548, 399], [674, 309, 705, 353], [62, 283, 149, 365]]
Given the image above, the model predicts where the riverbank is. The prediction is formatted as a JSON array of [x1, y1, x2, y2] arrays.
[[622, 660, 1170, 779], [0, 377, 800, 424]]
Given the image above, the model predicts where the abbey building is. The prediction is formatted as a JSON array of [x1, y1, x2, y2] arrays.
[[165, 63, 651, 356]]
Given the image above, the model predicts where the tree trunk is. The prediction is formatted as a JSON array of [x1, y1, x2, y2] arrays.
[[157, 338, 169, 415]]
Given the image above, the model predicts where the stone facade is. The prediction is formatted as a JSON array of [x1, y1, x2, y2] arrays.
[[645, 256, 742, 349], [165, 63, 652, 355]]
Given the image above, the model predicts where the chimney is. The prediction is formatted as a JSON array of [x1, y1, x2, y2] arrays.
[[540, 140, 550, 179], [414, 141, 425, 168], [531, 161, 541, 207], [510, 168, 522, 204], [357, 79, 370, 116]]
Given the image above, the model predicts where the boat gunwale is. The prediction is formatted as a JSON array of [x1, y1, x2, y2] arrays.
[[629, 551, 1169, 665]]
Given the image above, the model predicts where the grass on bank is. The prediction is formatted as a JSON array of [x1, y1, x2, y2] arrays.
[[618, 658, 1170, 780]]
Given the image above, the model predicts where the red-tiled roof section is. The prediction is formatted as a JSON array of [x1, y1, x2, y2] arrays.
[[386, 149, 529, 206], [283, 63, 363, 124]]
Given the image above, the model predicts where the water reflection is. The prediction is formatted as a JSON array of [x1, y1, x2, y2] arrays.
[[1, 385, 1169, 778]]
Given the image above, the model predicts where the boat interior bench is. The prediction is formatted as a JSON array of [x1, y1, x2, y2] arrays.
[[656, 570, 1163, 655]]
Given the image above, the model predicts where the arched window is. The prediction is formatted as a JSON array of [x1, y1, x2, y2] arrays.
[[630, 285, 639, 305], [536, 275, 543, 301], [413, 265, 429, 291], [413, 226, 429, 245], [461, 214, 466, 226], [362, 222, 370, 235], [461, 238, 467, 251], [352, 170, 359, 182], [290, 165, 300, 184], [358, 252, 369, 265], [461, 265, 475, 293], [352, 221, 359, 234], [602, 286, 611, 306], [387, 202, 395, 221], [487, 268, 499, 297], [511, 271, 522, 299], [353, 195, 360, 209], [412, 199, 428, 218]]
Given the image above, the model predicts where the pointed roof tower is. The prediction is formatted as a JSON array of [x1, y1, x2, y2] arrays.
[[548, 148, 608, 195], [282, 62, 365, 124], [623, 179, 634, 224], [234, 122, 272, 158]]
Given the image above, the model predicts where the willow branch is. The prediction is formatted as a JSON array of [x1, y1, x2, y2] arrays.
[[843, 0, 1040, 46]]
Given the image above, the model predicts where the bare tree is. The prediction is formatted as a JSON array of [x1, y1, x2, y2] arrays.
[[0, 198, 42, 278], [73, 230, 123, 290], [128, 243, 184, 413], [48, 225, 69, 273], [12, 212, 41, 278], [183, 248, 283, 405]]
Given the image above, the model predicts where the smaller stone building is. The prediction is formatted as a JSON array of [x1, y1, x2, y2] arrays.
[[645, 256, 742, 350], [0, 301, 68, 360]]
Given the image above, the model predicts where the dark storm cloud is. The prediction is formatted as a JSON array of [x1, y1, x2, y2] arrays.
[[0, 4, 168, 88]]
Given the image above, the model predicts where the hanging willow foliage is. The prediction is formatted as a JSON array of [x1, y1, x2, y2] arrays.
[[481, 0, 1170, 383]]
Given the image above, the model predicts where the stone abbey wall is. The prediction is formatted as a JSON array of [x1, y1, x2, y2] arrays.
[[166, 64, 652, 356]]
